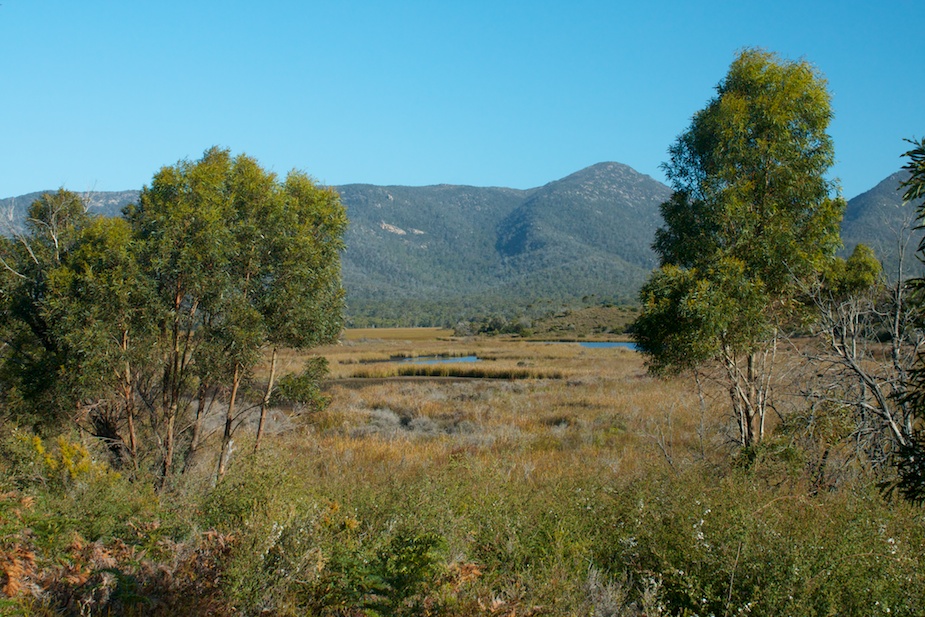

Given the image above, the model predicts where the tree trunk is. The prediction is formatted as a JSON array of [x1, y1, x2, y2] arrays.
[[183, 381, 211, 474], [161, 406, 176, 484], [216, 363, 242, 482], [254, 347, 278, 453], [747, 353, 757, 446], [724, 349, 757, 448], [121, 330, 138, 472]]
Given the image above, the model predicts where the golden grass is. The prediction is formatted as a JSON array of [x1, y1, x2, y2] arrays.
[[240, 334, 739, 510], [251, 335, 720, 481], [275, 336, 713, 478], [340, 327, 455, 341]]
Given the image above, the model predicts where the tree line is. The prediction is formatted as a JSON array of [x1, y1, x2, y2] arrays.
[[0, 147, 347, 485]]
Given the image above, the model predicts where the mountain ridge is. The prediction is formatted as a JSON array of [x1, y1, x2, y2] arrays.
[[2, 163, 918, 325]]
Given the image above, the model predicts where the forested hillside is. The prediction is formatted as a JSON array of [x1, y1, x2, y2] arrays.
[[341, 162, 670, 324], [2, 163, 916, 326]]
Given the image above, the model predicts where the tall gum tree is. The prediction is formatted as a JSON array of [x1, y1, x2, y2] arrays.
[[128, 148, 238, 481], [634, 49, 845, 448], [0, 191, 109, 427], [127, 148, 347, 482], [212, 157, 347, 478], [251, 171, 347, 454], [0, 151, 346, 485], [0, 192, 154, 471]]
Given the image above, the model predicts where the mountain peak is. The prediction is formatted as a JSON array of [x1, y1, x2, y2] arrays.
[[554, 161, 643, 184]]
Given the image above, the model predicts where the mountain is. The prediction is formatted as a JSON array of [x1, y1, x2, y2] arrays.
[[841, 170, 924, 279], [0, 190, 137, 233], [339, 162, 671, 324], [492, 162, 668, 293], [3, 164, 919, 326]]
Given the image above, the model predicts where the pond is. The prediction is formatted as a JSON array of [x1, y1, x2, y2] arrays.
[[398, 355, 482, 364], [532, 341, 638, 351], [577, 341, 637, 350]]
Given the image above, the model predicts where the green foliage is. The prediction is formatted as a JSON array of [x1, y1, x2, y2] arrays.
[[274, 357, 330, 413], [896, 137, 925, 504], [472, 314, 532, 337], [201, 453, 449, 616], [5, 414, 924, 615], [210, 439, 922, 616], [635, 49, 844, 445], [635, 260, 769, 375], [292, 521, 445, 616], [823, 243, 883, 299], [198, 452, 298, 532], [902, 137, 925, 205], [0, 428, 186, 614], [0, 191, 92, 427], [0, 148, 348, 481], [894, 432, 925, 505], [655, 49, 843, 289], [651, 47, 842, 293], [599, 466, 925, 616], [7, 433, 160, 546]]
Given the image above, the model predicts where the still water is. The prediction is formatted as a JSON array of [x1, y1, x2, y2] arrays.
[[387, 343, 637, 365], [398, 355, 481, 364], [577, 341, 637, 350]]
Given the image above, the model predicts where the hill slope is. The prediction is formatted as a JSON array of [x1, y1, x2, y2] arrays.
[[841, 170, 924, 279], [4, 165, 918, 325], [492, 162, 669, 298], [0, 190, 137, 231], [338, 162, 670, 324]]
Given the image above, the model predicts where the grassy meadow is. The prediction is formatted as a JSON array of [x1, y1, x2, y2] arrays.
[[3, 329, 924, 615]]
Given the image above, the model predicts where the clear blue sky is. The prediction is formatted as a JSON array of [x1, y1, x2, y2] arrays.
[[2, 1, 922, 200]]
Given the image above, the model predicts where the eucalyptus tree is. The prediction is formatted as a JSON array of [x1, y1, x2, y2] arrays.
[[251, 171, 346, 453], [634, 49, 844, 448], [0, 192, 154, 472], [214, 161, 346, 475], [0, 150, 346, 483], [127, 148, 239, 480], [0, 191, 99, 423], [128, 148, 347, 482], [42, 216, 155, 468]]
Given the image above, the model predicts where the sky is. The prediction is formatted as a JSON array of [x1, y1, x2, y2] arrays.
[[1, 1, 923, 200]]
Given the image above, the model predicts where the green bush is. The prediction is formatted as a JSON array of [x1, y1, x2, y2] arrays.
[[0, 428, 230, 615], [214, 490, 447, 616], [274, 356, 331, 414], [596, 465, 925, 616]]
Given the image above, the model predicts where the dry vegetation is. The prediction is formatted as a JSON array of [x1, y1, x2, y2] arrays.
[[311, 330, 695, 475], [3, 329, 924, 615], [527, 305, 639, 339]]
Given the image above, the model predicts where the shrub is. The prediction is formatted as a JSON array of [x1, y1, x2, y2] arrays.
[[596, 465, 925, 616], [274, 356, 331, 414]]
